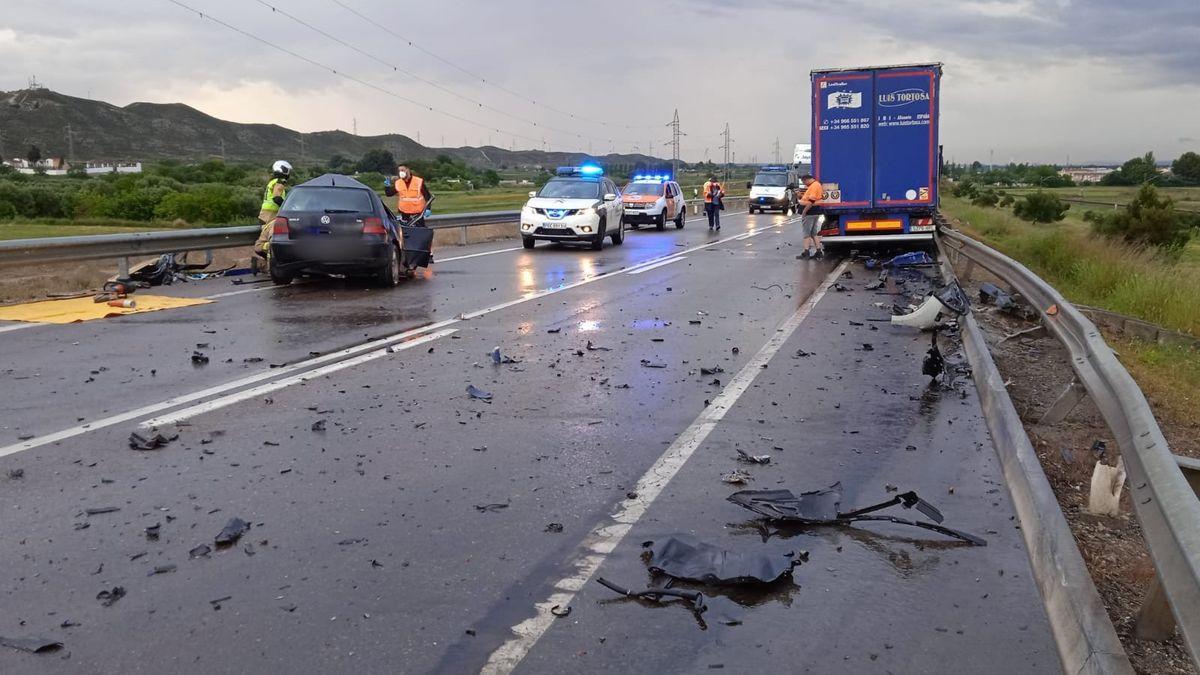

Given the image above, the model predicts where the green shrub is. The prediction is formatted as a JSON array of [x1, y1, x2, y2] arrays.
[[952, 180, 979, 199], [971, 189, 1000, 207], [1086, 184, 1194, 250], [1013, 191, 1069, 223]]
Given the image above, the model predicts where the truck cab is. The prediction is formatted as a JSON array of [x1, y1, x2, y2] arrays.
[[747, 166, 798, 215], [810, 63, 942, 245]]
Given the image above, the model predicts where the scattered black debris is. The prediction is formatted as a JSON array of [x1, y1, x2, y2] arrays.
[[550, 605, 571, 618], [732, 347, 740, 354], [60, 620, 80, 629], [210, 595, 232, 610], [467, 384, 493, 402], [7, 468, 24, 480], [688, 319, 702, 325], [215, 518, 250, 547], [545, 522, 564, 533], [832, 282, 849, 292], [922, 331, 945, 380], [474, 502, 509, 513], [978, 282, 1016, 312], [934, 281, 971, 315], [848, 320, 864, 326], [727, 483, 987, 545], [128, 431, 177, 451], [596, 577, 706, 618], [243, 357, 264, 363], [311, 419, 327, 432], [644, 535, 803, 585], [96, 586, 126, 607], [751, 284, 783, 292], [0, 636, 63, 655], [736, 449, 771, 465], [148, 564, 177, 576], [793, 349, 811, 358], [191, 351, 210, 365], [73, 522, 90, 531], [85, 506, 121, 516], [640, 360, 667, 369], [145, 523, 161, 541], [189, 544, 212, 559], [1091, 440, 1107, 459], [586, 341, 611, 352], [490, 347, 522, 364], [546, 328, 561, 334], [861, 343, 874, 352], [699, 366, 725, 375]]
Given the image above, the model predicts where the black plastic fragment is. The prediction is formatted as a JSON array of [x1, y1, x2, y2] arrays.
[[189, 544, 212, 559], [922, 331, 945, 379], [640, 360, 667, 369], [129, 431, 177, 451], [96, 586, 126, 607], [644, 535, 801, 585], [978, 282, 1015, 311], [215, 518, 250, 547], [727, 483, 986, 546], [596, 576, 707, 617], [466, 384, 493, 401], [934, 281, 971, 315], [191, 351, 209, 365], [0, 636, 63, 654], [86, 506, 120, 516]]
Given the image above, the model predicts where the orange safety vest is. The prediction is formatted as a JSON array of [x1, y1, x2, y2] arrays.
[[703, 181, 722, 204], [395, 176, 427, 215]]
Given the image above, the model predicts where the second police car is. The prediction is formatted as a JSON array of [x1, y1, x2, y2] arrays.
[[520, 165, 624, 250], [620, 174, 687, 231], [746, 165, 799, 215]]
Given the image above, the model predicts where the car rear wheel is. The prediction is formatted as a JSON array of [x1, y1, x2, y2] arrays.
[[611, 220, 624, 245], [591, 221, 606, 250], [268, 257, 293, 286], [655, 211, 665, 231], [522, 236, 535, 249], [377, 243, 401, 287], [748, 206, 757, 214]]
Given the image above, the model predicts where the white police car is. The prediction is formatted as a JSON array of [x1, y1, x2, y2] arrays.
[[520, 166, 624, 250], [621, 174, 687, 231], [747, 166, 799, 214]]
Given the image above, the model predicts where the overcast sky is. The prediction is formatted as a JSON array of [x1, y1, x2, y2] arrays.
[[3, 0, 1197, 164]]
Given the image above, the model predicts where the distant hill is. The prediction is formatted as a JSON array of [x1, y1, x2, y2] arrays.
[[0, 88, 665, 170]]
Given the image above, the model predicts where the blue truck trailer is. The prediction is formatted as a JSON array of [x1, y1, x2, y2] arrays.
[[810, 63, 942, 244]]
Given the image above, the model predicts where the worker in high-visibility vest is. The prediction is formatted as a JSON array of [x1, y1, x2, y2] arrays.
[[384, 165, 433, 222], [799, 173, 825, 259], [254, 160, 292, 258], [702, 176, 724, 231]]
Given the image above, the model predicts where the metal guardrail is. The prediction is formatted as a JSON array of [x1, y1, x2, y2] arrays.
[[0, 210, 520, 268], [940, 226, 1200, 660], [0, 200, 757, 269]]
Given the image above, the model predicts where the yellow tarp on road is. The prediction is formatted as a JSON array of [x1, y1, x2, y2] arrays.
[[0, 295, 211, 324]]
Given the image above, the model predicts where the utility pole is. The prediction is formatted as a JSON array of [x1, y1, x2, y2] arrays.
[[773, 137, 781, 164], [298, 135, 305, 163], [666, 109, 685, 178], [65, 123, 75, 164], [720, 123, 732, 183]]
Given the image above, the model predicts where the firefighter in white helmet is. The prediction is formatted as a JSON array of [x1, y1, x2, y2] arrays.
[[254, 160, 292, 258]]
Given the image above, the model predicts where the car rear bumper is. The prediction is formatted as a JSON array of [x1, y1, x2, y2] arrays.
[[270, 240, 391, 273], [820, 233, 935, 244]]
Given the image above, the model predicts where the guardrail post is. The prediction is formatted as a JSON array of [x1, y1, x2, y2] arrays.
[[460, 226, 468, 246], [1037, 377, 1088, 426], [118, 256, 130, 279], [1135, 576, 1177, 641]]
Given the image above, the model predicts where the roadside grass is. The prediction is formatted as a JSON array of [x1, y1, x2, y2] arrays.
[[1110, 338, 1200, 428], [1004, 186, 1200, 212], [943, 196, 1200, 337], [0, 220, 181, 240]]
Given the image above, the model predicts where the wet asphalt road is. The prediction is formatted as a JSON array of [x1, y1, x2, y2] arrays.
[[0, 211, 1058, 673]]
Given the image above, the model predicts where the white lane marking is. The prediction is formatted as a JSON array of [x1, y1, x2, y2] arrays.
[[140, 328, 456, 428], [481, 259, 850, 675], [0, 319, 458, 459], [626, 256, 686, 275], [1, 217, 794, 458], [439, 246, 524, 263], [204, 285, 280, 299], [0, 323, 41, 334]]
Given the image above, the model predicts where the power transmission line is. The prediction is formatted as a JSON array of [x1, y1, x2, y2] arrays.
[[720, 123, 732, 182], [165, 0, 549, 146], [328, 0, 659, 132], [666, 109, 685, 177], [252, 0, 616, 146], [773, 137, 781, 164]]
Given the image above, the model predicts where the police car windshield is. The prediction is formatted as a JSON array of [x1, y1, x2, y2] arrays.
[[623, 183, 664, 195], [752, 173, 789, 187], [281, 187, 374, 214], [538, 179, 601, 200]]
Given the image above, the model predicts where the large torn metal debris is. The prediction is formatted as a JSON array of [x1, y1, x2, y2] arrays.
[[727, 483, 987, 546], [891, 281, 971, 330]]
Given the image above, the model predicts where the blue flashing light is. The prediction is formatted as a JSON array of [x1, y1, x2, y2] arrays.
[[632, 174, 671, 183], [579, 164, 604, 176]]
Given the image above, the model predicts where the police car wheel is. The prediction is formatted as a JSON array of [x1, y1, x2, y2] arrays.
[[522, 236, 535, 249], [655, 212, 665, 231], [675, 208, 685, 228], [590, 222, 606, 250], [611, 221, 624, 245], [748, 206, 757, 214]]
